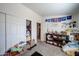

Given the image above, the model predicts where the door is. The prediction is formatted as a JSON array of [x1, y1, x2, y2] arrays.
[[37, 23, 41, 41], [6, 15, 26, 50], [26, 20, 31, 41], [26, 20, 32, 49], [0, 13, 5, 55]]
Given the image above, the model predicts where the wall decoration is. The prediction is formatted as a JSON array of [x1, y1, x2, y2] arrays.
[[45, 15, 72, 22], [69, 21, 77, 28], [67, 16, 72, 20]]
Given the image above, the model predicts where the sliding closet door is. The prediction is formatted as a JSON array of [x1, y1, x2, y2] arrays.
[[6, 15, 26, 50], [0, 13, 5, 55]]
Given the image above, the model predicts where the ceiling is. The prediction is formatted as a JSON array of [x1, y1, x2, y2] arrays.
[[23, 3, 79, 17]]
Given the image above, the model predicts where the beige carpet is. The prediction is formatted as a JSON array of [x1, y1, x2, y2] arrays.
[[22, 42, 67, 56]]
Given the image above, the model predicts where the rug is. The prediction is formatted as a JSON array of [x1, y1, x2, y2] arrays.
[[31, 51, 43, 56]]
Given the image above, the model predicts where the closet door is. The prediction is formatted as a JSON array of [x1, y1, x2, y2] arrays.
[[6, 15, 26, 50], [0, 13, 5, 55]]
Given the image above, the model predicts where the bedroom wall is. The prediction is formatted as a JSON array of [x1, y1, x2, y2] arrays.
[[73, 13, 79, 28], [0, 3, 42, 52], [41, 15, 76, 41], [44, 15, 73, 32]]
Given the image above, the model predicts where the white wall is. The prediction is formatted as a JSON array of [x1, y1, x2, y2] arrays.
[[0, 3, 42, 52], [44, 15, 73, 32], [41, 15, 75, 41], [73, 13, 79, 28]]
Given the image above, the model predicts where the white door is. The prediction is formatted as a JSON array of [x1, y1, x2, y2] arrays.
[[6, 15, 26, 50], [0, 13, 5, 55]]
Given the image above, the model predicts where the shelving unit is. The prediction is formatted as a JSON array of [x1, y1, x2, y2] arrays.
[[46, 33, 70, 48]]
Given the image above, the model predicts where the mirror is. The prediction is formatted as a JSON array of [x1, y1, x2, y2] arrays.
[[26, 20, 36, 50]]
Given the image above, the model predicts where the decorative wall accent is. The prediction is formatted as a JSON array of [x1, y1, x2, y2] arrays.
[[45, 15, 72, 22]]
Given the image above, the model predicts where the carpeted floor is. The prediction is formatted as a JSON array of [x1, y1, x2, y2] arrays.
[[22, 42, 67, 56]]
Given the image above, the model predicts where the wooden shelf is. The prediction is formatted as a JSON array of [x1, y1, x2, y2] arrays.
[[46, 33, 70, 48]]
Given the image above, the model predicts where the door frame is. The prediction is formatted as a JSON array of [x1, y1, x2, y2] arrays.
[[37, 23, 41, 41]]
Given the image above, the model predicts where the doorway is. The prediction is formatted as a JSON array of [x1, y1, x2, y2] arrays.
[[26, 20, 31, 38], [26, 20, 31, 49], [26, 20, 36, 50], [37, 23, 41, 41]]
